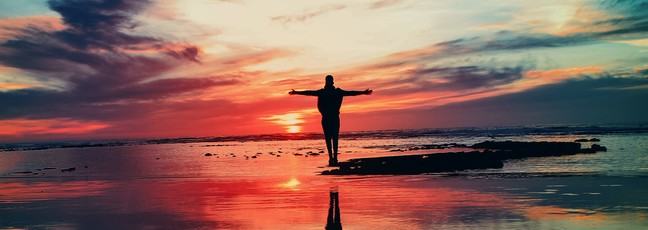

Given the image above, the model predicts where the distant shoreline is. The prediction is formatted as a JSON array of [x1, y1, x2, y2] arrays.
[[2, 125, 648, 152]]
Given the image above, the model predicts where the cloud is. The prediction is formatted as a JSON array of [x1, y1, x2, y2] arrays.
[[165, 45, 201, 63], [0, 0, 255, 139], [377, 65, 526, 96], [0, 15, 63, 40], [368, 0, 404, 10], [429, 75, 648, 126], [361, 1, 647, 70], [515, 66, 604, 90], [0, 0, 224, 113], [0, 118, 109, 137], [221, 49, 293, 67], [342, 75, 648, 130], [271, 4, 346, 24], [0, 82, 33, 91], [326, 0, 648, 105], [597, 0, 648, 36]]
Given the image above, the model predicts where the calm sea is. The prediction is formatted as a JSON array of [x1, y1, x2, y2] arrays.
[[1, 126, 648, 229]]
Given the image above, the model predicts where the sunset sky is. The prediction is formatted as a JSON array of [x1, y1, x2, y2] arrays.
[[1, 0, 647, 142]]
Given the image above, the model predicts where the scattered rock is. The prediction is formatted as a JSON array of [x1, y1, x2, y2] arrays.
[[323, 151, 502, 175], [591, 144, 607, 152], [575, 138, 601, 142]]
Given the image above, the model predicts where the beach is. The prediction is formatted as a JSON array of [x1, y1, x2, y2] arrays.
[[1, 127, 648, 229]]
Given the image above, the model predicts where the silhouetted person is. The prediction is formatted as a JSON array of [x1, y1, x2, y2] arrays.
[[325, 189, 342, 230], [290, 75, 372, 166]]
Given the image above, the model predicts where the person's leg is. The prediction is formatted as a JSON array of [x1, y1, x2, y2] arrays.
[[332, 116, 340, 163], [325, 135, 333, 164], [322, 117, 334, 165]]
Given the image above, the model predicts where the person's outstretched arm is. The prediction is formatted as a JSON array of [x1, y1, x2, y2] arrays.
[[340, 89, 373, 96], [289, 89, 320, 96]]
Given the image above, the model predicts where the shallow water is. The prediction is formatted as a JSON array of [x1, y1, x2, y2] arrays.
[[1, 132, 648, 229]]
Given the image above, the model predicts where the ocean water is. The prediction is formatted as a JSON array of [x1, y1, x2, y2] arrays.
[[1, 127, 648, 229]]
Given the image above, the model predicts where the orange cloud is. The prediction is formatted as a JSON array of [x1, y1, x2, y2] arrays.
[[516, 66, 604, 89], [0, 15, 64, 40], [0, 118, 109, 137], [0, 82, 33, 91], [554, 4, 615, 36], [221, 49, 294, 69]]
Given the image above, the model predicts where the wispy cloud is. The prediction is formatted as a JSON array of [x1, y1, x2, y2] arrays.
[[368, 0, 404, 10], [271, 4, 346, 24]]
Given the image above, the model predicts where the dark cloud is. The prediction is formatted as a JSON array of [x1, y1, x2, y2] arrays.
[[0, 0, 223, 123], [48, 0, 157, 50], [586, 0, 648, 39], [378, 65, 526, 95], [409, 66, 525, 90], [165, 46, 201, 63], [348, 76, 648, 129], [432, 75, 648, 126]]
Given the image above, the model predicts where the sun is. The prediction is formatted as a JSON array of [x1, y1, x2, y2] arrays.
[[286, 125, 301, 133], [262, 113, 305, 133]]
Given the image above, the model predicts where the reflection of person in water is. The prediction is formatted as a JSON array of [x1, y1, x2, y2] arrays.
[[326, 189, 342, 230], [290, 75, 372, 166]]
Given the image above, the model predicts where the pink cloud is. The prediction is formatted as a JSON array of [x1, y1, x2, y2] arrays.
[[0, 118, 109, 137]]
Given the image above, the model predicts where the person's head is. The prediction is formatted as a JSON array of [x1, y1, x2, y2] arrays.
[[325, 75, 334, 87]]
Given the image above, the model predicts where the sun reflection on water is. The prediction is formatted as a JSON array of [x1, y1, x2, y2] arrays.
[[279, 177, 301, 190]]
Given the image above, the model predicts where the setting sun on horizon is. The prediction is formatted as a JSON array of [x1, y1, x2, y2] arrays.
[[263, 113, 305, 133]]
